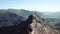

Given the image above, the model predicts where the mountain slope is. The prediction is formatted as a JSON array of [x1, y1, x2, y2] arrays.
[[31, 11, 60, 28], [0, 9, 60, 28], [0, 13, 59, 34], [0, 9, 31, 27]]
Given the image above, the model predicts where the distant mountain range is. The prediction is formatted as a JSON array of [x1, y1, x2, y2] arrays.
[[0, 9, 60, 28], [32, 11, 60, 28]]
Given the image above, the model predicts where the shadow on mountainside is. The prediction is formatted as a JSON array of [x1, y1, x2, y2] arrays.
[[0, 13, 60, 34]]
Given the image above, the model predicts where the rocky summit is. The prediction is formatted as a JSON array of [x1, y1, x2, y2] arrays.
[[0, 13, 60, 34]]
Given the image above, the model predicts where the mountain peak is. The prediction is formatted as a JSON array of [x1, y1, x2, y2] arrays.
[[0, 13, 60, 34], [26, 13, 60, 34]]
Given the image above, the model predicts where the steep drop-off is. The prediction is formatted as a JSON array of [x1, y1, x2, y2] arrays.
[[0, 13, 60, 34]]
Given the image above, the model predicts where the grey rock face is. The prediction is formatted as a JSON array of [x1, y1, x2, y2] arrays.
[[30, 13, 60, 34]]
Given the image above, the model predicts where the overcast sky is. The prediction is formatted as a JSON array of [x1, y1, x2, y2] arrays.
[[0, 0, 60, 12]]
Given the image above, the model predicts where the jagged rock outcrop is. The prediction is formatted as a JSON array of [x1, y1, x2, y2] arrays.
[[29, 13, 60, 34], [0, 13, 60, 34]]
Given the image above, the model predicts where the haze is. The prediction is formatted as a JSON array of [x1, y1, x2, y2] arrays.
[[0, 0, 60, 12]]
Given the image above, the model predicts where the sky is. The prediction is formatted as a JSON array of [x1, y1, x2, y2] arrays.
[[0, 0, 60, 12]]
